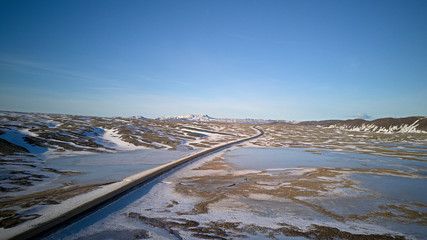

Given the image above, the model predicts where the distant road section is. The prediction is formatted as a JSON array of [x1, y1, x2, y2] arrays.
[[5, 126, 264, 240]]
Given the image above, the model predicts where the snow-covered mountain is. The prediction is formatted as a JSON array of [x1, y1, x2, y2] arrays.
[[129, 115, 146, 119], [155, 114, 298, 124], [156, 114, 213, 121]]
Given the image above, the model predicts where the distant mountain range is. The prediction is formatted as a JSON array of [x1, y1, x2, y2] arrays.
[[156, 114, 213, 121], [153, 114, 299, 125], [142, 114, 427, 133]]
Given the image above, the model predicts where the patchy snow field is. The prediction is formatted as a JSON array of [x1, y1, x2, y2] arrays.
[[37, 125, 427, 240], [0, 111, 254, 230], [250, 125, 427, 162], [2, 112, 426, 239]]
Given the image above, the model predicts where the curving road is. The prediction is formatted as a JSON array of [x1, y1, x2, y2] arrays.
[[8, 126, 264, 240]]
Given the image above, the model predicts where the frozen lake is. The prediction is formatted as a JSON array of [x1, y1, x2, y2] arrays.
[[45, 148, 196, 184], [224, 147, 427, 175]]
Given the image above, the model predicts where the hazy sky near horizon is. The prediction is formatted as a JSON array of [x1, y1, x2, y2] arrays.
[[1, 0, 426, 121]]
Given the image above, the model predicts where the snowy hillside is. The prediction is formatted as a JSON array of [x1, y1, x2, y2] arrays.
[[326, 116, 427, 133], [0, 111, 254, 194]]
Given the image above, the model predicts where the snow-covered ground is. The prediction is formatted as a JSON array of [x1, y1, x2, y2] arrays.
[[40, 143, 427, 240], [0, 111, 251, 186], [3, 111, 426, 239], [0, 111, 253, 232], [102, 128, 147, 151], [249, 125, 427, 162]]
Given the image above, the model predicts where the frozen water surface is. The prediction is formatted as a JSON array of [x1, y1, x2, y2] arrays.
[[224, 147, 427, 172], [45, 148, 196, 184], [224, 147, 427, 239]]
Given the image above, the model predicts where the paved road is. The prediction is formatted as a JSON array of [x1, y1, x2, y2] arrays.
[[10, 126, 264, 240]]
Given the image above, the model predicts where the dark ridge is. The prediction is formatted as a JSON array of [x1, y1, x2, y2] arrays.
[[371, 117, 420, 128], [325, 116, 427, 132], [414, 117, 427, 131]]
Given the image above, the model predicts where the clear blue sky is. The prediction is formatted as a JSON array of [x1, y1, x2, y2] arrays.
[[1, 0, 426, 120]]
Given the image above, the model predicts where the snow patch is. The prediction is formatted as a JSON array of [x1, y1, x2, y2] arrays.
[[102, 128, 146, 151]]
